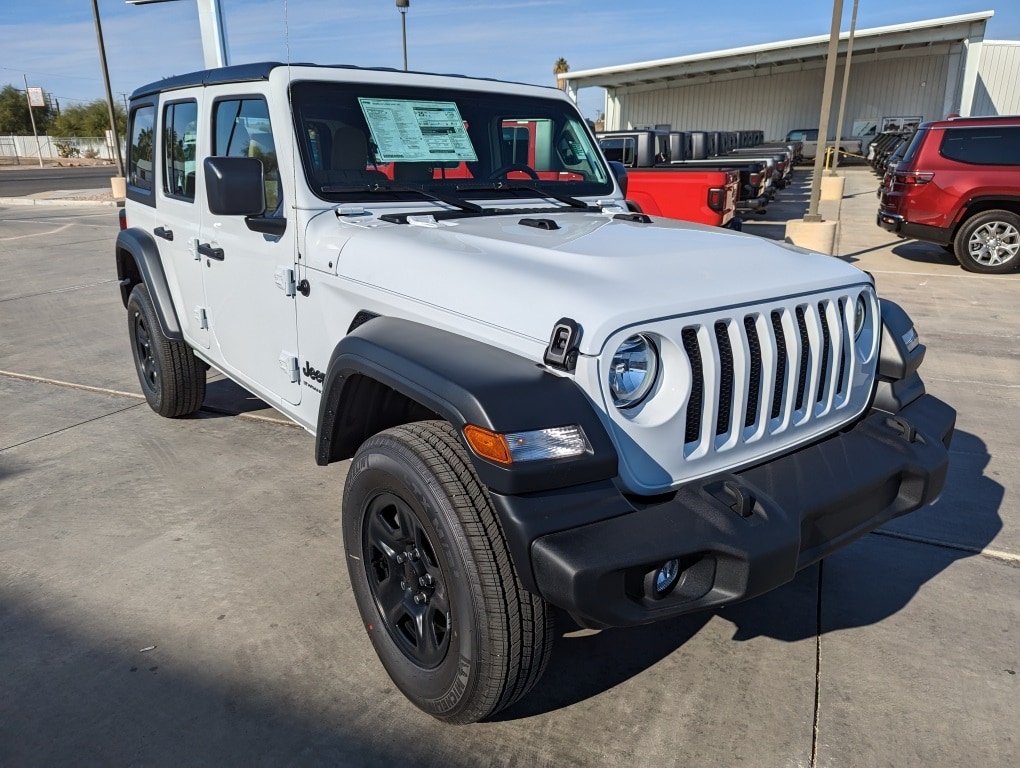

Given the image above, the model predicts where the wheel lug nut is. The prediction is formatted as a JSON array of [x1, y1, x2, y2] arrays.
[[419, 574, 434, 587], [410, 548, 421, 561], [395, 554, 405, 564], [400, 580, 407, 590], [413, 591, 428, 604]]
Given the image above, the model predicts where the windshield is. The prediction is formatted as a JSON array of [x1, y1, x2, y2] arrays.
[[290, 81, 613, 204]]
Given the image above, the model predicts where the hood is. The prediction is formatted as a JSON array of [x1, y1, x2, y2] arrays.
[[321, 209, 868, 358]]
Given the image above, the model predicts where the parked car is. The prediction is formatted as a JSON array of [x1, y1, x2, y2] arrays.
[[115, 62, 954, 723], [785, 128, 864, 162], [877, 115, 1020, 272], [598, 131, 742, 227]]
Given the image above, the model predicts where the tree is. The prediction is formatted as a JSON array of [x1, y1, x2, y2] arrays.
[[49, 99, 126, 138], [553, 58, 569, 90], [0, 84, 52, 134]]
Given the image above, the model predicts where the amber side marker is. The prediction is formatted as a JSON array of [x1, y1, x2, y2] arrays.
[[463, 425, 512, 465]]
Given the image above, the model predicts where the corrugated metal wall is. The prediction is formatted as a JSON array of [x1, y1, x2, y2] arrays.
[[973, 43, 1020, 115], [607, 50, 952, 140]]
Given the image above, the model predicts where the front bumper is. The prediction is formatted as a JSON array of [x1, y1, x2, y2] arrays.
[[494, 394, 954, 628]]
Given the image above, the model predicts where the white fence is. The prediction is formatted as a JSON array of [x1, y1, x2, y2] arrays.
[[0, 135, 124, 163]]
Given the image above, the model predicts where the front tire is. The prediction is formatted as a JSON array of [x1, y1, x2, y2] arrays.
[[342, 421, 553, 724], [953, 209, 1020, 273], [127, 283, 205, 417]]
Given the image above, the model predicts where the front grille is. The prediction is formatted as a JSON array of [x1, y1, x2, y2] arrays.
[[680, 293, 863, 450]]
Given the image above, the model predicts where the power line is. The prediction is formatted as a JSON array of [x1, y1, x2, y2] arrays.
[[0, 65, 103, 84]]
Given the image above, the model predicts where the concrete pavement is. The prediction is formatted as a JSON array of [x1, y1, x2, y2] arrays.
[[1, 173, 1017, 766]]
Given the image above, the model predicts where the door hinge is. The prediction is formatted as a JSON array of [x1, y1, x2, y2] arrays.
[[274, 266, 296, 297], [279, 353, 299, 383], [194, 306, 208, 330]]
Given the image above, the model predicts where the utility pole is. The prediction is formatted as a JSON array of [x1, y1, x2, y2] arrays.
[[804, 0, 844, 222], [91, 0, 125, 177], [831, 0, 859, 173]]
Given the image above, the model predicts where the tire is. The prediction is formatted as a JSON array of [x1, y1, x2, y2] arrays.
[[952, 209, 1020, 274], [342, 421, 553, 724], [126, 283, 206, 417]]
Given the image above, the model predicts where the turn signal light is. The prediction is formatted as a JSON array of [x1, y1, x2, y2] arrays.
[[463, 425, 512, 465]]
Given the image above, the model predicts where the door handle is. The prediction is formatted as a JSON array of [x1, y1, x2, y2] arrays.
[[197, 243, 224, 261], [154, 226, 174, 241]]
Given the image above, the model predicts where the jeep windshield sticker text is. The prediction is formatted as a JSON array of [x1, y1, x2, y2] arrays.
[[358, 97, 478, 163]]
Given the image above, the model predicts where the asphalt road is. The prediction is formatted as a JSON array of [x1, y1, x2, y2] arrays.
[[0, 165, 117, 196], [1, 172, 1017, 766]]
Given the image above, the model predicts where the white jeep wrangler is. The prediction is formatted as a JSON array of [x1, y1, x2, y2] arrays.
[[116, 62, 955, 724]]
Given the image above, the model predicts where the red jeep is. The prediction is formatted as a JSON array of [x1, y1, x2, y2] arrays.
[[877, 115, 1020, 273]]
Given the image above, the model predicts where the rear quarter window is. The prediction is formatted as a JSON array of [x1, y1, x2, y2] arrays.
[[940, 126, 1020, 165]]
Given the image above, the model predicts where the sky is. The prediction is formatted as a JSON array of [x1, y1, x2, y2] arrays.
[[2, 1, 1018, 123]]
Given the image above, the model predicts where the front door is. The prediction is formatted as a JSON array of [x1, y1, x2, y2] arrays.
[[198, 95, 300, 406]]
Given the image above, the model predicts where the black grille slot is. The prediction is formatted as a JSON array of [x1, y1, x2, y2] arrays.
[[837, 299, 848, 394], [682, 328, 703, 443], [770, 311, 787, 420], [794, 306, 810, 411], [816, 302, 831, 403], [744, 315, 762, 428], [715, 321, 734, 435]]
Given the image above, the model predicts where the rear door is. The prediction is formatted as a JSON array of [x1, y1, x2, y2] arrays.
[[153, 94, 209, 349]]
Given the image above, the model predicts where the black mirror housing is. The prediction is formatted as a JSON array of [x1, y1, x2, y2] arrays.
[[204, 156, 266, 216]]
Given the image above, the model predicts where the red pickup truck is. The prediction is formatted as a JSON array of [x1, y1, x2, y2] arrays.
[[598, 131, 741, 229]]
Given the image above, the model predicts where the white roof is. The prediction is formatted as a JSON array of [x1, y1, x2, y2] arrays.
[[562, 11, 994, 88]]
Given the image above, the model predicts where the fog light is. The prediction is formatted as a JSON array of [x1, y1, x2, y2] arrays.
[[655, 559, 681, 595]]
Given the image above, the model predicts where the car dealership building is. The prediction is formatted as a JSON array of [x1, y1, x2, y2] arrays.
[[561, 11, 1019, 141]]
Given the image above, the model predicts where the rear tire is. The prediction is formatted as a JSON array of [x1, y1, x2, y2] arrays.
[[127, 283, 205, 417], [343, 421, 553, 724], [953, 210, 1020, 273]]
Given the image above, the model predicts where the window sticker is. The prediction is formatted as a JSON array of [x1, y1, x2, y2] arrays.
[[358, 98, 478, 163]]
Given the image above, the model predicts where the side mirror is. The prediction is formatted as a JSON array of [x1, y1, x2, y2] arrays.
[[204, 156, 266, 216], [608, 160, 628, 197]]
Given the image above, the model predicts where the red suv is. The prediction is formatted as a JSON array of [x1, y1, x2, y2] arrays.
[[877, 115, 1020, 273]]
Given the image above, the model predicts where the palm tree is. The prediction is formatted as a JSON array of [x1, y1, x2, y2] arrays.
[[553, 58, 569, 90]]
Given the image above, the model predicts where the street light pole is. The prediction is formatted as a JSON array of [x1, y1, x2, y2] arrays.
[[90, 0, 125, 178], [397, 0, 409, 71], [804, 0, 844, 222]]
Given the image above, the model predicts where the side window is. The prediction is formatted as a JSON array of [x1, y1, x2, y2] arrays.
[[213, 97, 280, 214], [128, 105, 155, 193], [941, 126, 1020, 165], [162, 100, 198, 200]]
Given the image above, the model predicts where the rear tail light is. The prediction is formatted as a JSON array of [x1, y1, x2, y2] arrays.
[[894, 171, 934, 185], [708, 187, 725, 212], [749, 172, 761, 186], [118, 208, 127, 230], [776, 160, 787, 172]]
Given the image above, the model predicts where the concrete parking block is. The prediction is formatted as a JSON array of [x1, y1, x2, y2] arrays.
[[815, 535, 1019, 768]]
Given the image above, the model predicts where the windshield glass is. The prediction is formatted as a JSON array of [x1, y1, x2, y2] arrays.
[[290, 81, 612, 203]]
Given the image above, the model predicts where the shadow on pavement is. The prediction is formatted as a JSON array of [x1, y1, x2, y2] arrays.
[[891, 240, 959, 267], [498, 428, 1001, 718]]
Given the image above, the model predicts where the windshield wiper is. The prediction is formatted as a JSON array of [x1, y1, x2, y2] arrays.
[[321, 182, 483, 213], [455, 181, 597, 211]]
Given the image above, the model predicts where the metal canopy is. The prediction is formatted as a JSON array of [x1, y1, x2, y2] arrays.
[[561, 11, 993, 91]]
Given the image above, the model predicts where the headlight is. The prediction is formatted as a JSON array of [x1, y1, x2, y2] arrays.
[[854, 295, 868, 339], [609, 334, 659, 408]]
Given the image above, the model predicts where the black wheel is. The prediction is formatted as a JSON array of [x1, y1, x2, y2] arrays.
[[126, 283, 205, 417], [953, 209, 1020, 273], [343, 421, 553, 724], [488, 163, 540, 180]]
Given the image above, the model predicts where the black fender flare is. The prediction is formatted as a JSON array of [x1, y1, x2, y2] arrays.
[[115, 228, 183, 340], [315, 316, 618, 496]]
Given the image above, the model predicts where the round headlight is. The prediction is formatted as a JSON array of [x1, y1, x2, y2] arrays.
[[609, 334, 659, 408], [854, 295, 868, 339]]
